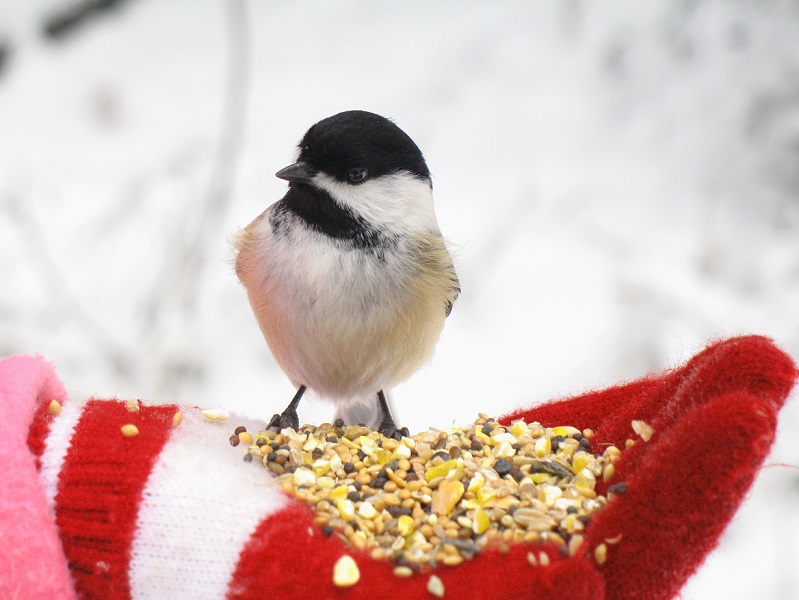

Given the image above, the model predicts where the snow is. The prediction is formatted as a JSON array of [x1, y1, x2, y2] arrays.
[[1, 0, 798, 596]]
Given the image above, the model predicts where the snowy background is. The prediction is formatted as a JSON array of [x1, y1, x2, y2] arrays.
[[1, 0, 798, 596]]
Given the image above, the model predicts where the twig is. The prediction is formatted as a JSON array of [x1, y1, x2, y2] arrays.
[[42, 0, 133, 41], [176, 0, 250, 315], [4, 184, 133, 376]]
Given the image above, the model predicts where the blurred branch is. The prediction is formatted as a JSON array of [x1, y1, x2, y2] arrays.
[[0, 39, 10, 78], [142, 0, 249, 332], [4, 185, 134, 377], [130, 0, 251, 396], [558, 0, 583, 40], [9, 0, 252, 398], [42, 0, 134, 41], [168, 0, 251, 316]]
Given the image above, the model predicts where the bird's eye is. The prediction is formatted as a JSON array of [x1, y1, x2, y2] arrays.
[[346, 168, 368, 184]]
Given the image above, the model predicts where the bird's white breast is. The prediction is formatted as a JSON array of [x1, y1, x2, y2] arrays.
[[235, 203, 453, 403]]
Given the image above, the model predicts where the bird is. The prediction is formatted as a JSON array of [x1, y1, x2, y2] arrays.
[[233, 110, 459, 439]]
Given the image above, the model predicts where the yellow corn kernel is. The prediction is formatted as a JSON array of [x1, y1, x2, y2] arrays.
[[426, 459, 458, 482], [292, 468, 316, 487], [316, 476, 335, 490], [474, 430, 494, 446], [476, 485, 497, 505], [473, 508, 490, 534], [373, 448, 392, 465], [468, 471, 485, 493], [358, 501, 378, 519], [535, 437, 551, 457], [572, 451, 591, 474], [493, 441, 515, 458], [328, 485, 348, 500], [510, 421, 529, 436], [333, 555, 360, 587], [397, 515, 415, 537], [336, 498, 356, 521], [541, 485, 563, 507], [431, 480, 465, 515]]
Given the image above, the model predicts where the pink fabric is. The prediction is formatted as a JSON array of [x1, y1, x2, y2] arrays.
[[0, 355, 76, 600]]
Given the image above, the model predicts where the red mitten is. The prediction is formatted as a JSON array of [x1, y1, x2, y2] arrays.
[[502, 334, 798, 600], [6, 335, 796, 600]]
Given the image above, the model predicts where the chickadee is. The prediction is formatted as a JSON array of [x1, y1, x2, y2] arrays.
[[233, 110, 459, 439]]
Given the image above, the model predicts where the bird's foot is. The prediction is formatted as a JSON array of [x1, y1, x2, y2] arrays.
[[267, 409, 299, 431], [377, 416, 406, 441]]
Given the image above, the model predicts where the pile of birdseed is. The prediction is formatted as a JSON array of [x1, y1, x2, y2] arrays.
[[230, 414, 632, 573]]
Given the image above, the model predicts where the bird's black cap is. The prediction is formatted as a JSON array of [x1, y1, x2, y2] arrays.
[[295, 110, 430, 183]]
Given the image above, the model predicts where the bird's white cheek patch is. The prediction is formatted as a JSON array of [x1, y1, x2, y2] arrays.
[[314, 172, 440, 235]]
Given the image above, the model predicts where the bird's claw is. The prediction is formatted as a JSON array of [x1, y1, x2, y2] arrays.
[[378, 417, 403, 441], [267, 413, 281, 430], [267, 410, 299, 431]]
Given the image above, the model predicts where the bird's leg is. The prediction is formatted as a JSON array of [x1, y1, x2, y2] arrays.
[[376, 390, 408, 441], [267, 385, 306, 430]]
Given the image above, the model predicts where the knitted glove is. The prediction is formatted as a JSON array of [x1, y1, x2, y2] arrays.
[[501, 334, 797, 600], [0, 355, 75, 600], [1, 335, 795, 600]]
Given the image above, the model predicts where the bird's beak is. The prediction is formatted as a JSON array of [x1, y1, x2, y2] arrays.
[[275, 161, 317, 184]]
